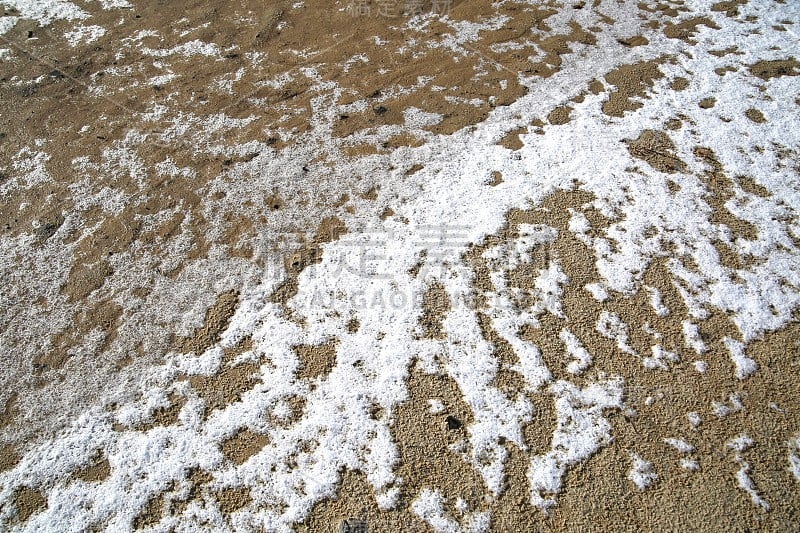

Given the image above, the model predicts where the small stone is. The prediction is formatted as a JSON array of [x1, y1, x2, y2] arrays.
[[446, 415, 462, 430], [339, 518, 368, 533]]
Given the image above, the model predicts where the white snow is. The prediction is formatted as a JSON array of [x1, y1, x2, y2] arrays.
[[680, 458, 700, 471], [1, 0, 87, 28], [664, 437, 695, 455], [682, 321, 708, 354], [527, 378, 623, 510], [559, 328, 592, 375], [584, 282, 609, 302], [596, 311, 636, 356], [727, 435, 769, 510], [427, 399, 445, 414], [1, 0, 799, 528], [789, 434, 800, 482], [412, 489, 489, 533], [724, 337, 758, 380], [627, 453, 657, 491], [64, 24, 105, 46]]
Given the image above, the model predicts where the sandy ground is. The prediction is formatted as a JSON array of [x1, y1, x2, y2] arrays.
[[0, 0, 799, 531]]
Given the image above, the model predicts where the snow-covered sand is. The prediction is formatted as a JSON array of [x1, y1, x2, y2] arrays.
[[1, 0, 799, 530]]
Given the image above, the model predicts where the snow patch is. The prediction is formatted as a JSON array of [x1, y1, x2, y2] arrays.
[[627, 453, 657, 491]]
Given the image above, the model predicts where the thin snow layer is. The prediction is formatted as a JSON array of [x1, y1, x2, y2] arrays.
[[597, 311, 636, 356], [64, 24, 106, 46], [664, 438, 695, 455], [0, 0, 128, 37], [1, 0, 800, 530], [560, 329, 592, 375], [412, 489, 490, 533], [727, 435, 770, 511], [628, 454, 658, 491], [790, 435, 800, 482], [141, 40, 221, 58], [0, 0, 87, 28], [680, 458, 700, 472], [682, 321, 708, 355], [527, 379, 623, 510], [724, 337, 758, 380]]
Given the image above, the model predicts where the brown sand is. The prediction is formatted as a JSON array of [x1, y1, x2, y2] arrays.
[[602, 59, 666, 117], [626, 129, 687, 174]]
